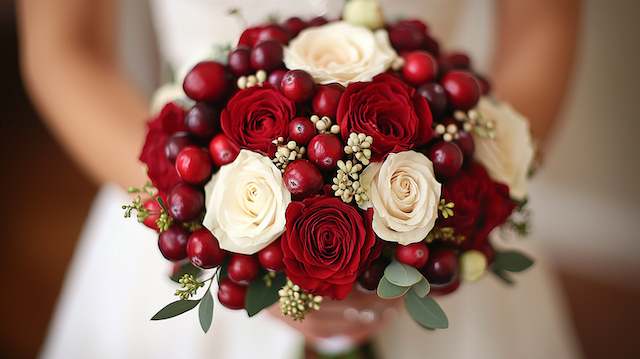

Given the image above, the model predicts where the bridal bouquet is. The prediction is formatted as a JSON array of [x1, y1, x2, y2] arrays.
[[125, 0, 535, 333]]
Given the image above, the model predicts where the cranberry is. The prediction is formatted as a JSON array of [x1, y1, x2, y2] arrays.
[[183, 61, 230, 103], [280, 70, 315, 102], [455, 130, 475, 158], [426, 141, 463, 179], [439, 52, 471, 73], [175, 146, 212, 184], [258, 240, 284, 271], [308, 16, 328, 27], [167, 183, 204, 222], [282, 17, 307, 37], [165, 132, 193, 163], [228, 47, 252, 76], [288, 117, 316, 145], [307, 134, 343, 170], [421, 248, 459, 285], [417, 83, 447, 116], [358, 260, 387, 291], [186, 228, 226, 269], [402, 51, 438, 86], [217, 277, 247, 310], [441, 71, 480, 110], [208, 133, 240, 167], [389, 24, 426, 52], [430, 277, 460, 296], [185, 103, 218, 138], [312, 84, 343, 118], [423, 35, 440, 56], [256, 25, 290, 45], [267, 69, 287, 90], [158, 226, 189, 261], [283, 159, 323, 197], [142, 198, 161, 231], [250, 40, 283, 71], [227, 254, 260, 284], [475, 73, 491, 95], [395, 242, 430, 268]]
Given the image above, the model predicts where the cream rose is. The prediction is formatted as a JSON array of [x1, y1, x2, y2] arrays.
[[474, 97, 535, 201], [283, 21, 397, 86], [203, 150, 291, 254], [359, 151, 441, 245]]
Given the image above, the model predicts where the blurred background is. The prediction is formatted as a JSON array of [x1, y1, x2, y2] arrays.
[[1, 0, 639, 358]]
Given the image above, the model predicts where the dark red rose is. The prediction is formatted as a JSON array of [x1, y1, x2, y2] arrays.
[[337, 73, 433, 161], [281, 196, 379, 299], [439, 163, 516, 248], [139, 103, 186, 193], [221, 86, 295, 155]]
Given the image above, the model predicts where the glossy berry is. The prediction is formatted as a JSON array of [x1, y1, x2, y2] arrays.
[[142, 198, 161, 231], [217, 277, 247, 310], [441, 71, 481, 110], [395, 242, 430, 268], [417, 83, 447, 116], [183, 61, 230, 103], [185, 103, 218, 138], [165, 132, 193, 163], [250, 40, 283, 71], [475, 74, 491, 95], [186, 228, 226, 269], [267, 69, 287, 90], [227, 47, 252, 76], [402, 51, 438, 86], [430, 277, 460, 296], [167, 183, 204, 222], [455, 130, 475, 158], [439, 52, 471, 72], [427, 141, 464, 179], [280, 70, 315, 102], [422, 248, 459, 285], [312, 84, 343, 118], [423, 35, 440, 56], [258, 240, 284, 271], [307, 134, 343, 170], [282, 17, 307, 37], [358, 260, 387, 291], [308, 16, 328, 27], [227, 254, 260, 284], [208, 133, 240, 167], [389, 24, 426, 52], [256, 25, 290, 45], [175, 146, 212, 184], [288, 117, 316, 145], [283, 159, 323, 197], [158, 226, 189, 261]]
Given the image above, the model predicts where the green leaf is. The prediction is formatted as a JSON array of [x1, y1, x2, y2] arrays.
[[384, 261, 423, 287], [170, 261, 202, 283], [245, 272, 286, 317], [198, 290, 214, 333], [404, 291, 448, 329], [217, 261, 229, 284], [377, 277, 410, 299], [412, 277, 430, 298], [151, 300, 199, 320], [491, 267, 515, 286], [494, 250, 534, 273]]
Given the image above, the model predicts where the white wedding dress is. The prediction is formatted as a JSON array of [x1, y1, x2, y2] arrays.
[[41, 0, 581, 358]]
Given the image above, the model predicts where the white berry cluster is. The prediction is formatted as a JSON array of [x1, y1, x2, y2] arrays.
[[278, 279, 322, 321], [434, 122, 461, 142], [454, 109, 496, 139], [344, 133, 373, 166], [236, 69, 267, 89], [332, 133, 373, 205], [310, 114, 340, 134], [272, 137, 305, 172]]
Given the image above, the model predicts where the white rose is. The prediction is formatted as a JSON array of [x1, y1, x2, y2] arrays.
[[203, 150, 291, 255], [284, 21, 397, 87], [343, 0, 385, 30], [474, 97, 535, 201], [359, 151, 441, 245]]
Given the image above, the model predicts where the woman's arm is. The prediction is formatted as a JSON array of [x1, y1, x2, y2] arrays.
[[493, 0, 581, 150], [17, 0, 149, 189]]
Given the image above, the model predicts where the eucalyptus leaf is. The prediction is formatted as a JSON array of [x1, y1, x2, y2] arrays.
[[245, 272, 286, 317], [377, 277, 410, 299], [199, 290, 214, 333], [404, 291, 448, 329], [412, 277, 430, 298], [151, 300, 199, 320], [494, 250, 534, 273], [491, 267, 515, 286], [384, 261, 423, 287]]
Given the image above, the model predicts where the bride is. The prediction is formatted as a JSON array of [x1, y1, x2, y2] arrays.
[[18, 0, 581, 358]]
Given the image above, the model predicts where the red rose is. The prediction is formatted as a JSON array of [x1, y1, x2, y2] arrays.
[[337, 73, 433, 161], [439, 163, 515, 248], [281, 196, 379, 299], [221, 86, 295, 155], [139, 102, 186, 193]]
